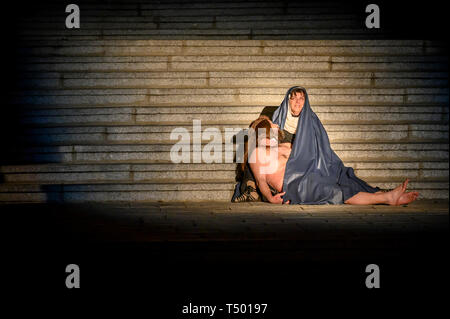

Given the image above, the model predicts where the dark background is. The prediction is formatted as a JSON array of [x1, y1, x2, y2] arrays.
[[2, 0, 448, 315], [5, 203, 448, 316]]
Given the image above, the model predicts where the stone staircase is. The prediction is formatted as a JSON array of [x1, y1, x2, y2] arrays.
[[2, 1, 448, 202]]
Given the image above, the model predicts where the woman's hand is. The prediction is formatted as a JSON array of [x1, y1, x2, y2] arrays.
[[270, 192, 290, 204]]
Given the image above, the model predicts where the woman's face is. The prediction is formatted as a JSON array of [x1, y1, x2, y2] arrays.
[[289, 92, 305, 116]]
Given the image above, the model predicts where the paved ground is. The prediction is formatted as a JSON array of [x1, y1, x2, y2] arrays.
[[4, 199, 448, 262], [3, 199, 448, 315], [4, 199, 448, 240]]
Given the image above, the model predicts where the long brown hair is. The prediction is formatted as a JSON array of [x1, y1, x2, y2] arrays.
[[236, 115, 271, 179]]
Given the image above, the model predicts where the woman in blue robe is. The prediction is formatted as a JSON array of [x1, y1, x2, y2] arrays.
[[271, 86, 419, 205]]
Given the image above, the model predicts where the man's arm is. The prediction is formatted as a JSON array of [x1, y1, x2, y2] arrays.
[[249, 162, 285, 204]]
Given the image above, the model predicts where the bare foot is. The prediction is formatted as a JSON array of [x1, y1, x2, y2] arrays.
[[397, 191, 420, 205], [386, 179, 409, 205]]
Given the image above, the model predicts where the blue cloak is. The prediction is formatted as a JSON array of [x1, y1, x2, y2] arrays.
[[272, 86, 380, 204]]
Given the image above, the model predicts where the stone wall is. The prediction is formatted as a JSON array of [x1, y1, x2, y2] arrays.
[[2, 0, 448, 202]]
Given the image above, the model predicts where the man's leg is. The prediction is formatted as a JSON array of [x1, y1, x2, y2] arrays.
[[232, 165, 260, 202], [344, 179, 419, 205]]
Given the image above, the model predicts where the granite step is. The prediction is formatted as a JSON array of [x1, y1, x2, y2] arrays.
[[17, 123, 449, 144], [1, 161, 448, 183], [10, 88, 449, 106], [4, 141, 448, 163], [14, 105, 449, 125], [0, 178, 447, 202]]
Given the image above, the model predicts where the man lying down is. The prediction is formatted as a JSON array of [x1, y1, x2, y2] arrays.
[[234, 86, 419, 205]]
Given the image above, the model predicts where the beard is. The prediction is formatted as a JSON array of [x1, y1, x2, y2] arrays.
[[277, 127, 285, 142], [268, 128, 285, 146]]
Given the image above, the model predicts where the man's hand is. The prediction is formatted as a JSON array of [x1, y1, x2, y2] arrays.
[[270, 192, 289, 204]]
